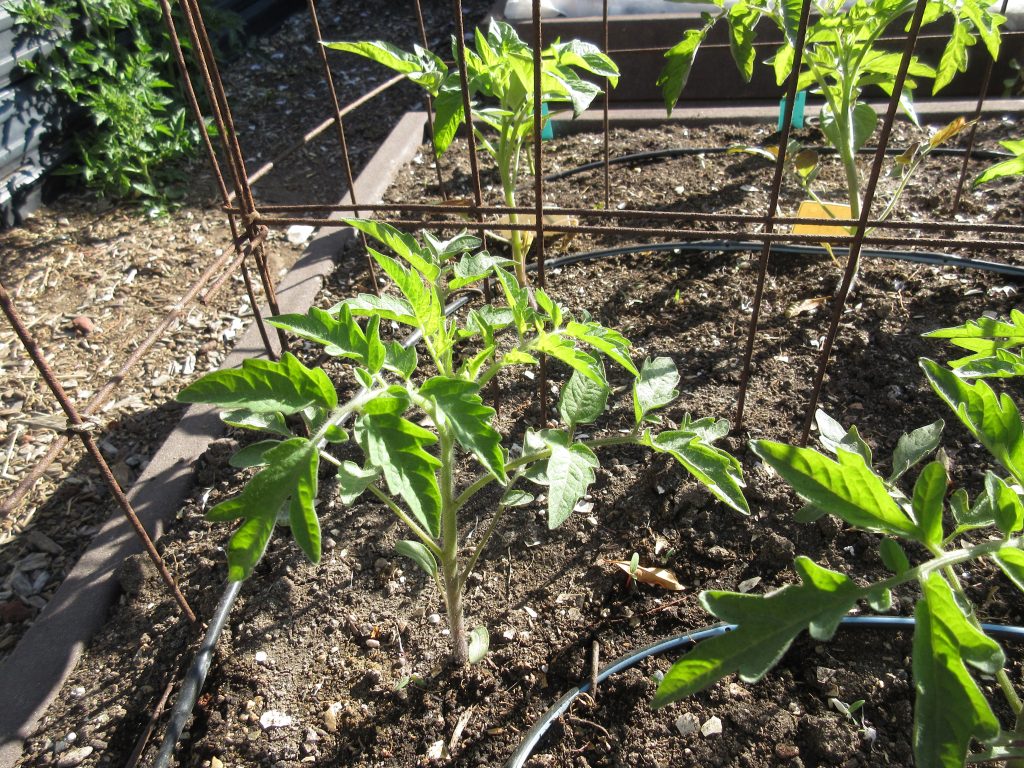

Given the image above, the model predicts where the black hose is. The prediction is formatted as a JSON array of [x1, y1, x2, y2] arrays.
[[504, 616, 1024, 768], [151, 235, 1022, 766], [543, 240, 1024, 280], [153, 579, 242, 766], [544, 145, 1015, 182]]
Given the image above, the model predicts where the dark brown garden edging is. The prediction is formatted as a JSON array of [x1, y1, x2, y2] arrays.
[[0, 111, 429, 768]]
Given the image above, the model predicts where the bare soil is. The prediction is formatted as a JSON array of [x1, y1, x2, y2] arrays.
[[13, 111, 1024, 768]]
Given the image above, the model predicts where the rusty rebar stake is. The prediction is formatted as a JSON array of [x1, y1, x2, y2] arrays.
[[0, 279, 197, 624]]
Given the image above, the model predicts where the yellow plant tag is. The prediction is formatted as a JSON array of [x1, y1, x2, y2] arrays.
[[793, 200, 852, 237]]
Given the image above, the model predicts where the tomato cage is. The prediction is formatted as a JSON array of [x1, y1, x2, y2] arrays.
[[0, 0, 1022, 764]]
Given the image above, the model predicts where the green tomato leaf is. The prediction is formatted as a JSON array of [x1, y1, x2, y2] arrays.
[[726, 2, 759, 82], [933, 21, 972, 94], [500, 488, 535, 507], [221, 409, 293, 437], [535, 333, 605, 387], [395, 539, 438, 578], [913, 573, 1002, 768], [564, 320, 639, 376], [752, 440, 920, 538], [913, 461, 948, 546], [337, 461, 381, 505], [207, 438, 321, 580], [994, 546, 1024, 592], [268, 305, 370, 362], [890, 419, 944, 482], [879, 537, 910, 575], [974, 155, 1024, 187], [546, 440, 599, 529], [559, 367, 610, 429], [178, 352, 337, 415], [633, 356, 681, 425], [229, 439, 281, 469], [653, 557, 863, 708], [815, 409, 872, 465], [922, 359, 1024, 486], [658, 27, 707, 116], [384, 342, 418, 380], [983, 471, 1024, 535], [355, 411, 442, 536], [340, 293, 416, 326], [649, 430, 748, 515], [420, 376, 506, 483], [344, 218, 440, 281]]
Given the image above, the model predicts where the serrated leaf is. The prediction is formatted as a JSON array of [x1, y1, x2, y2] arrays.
[[341, 293, 416, 326], [207, 438, 320, 580], [564, 321, 639, 376], [633, 357, 681, 424], [383, 342, 417, 379], [653, 557, 863, 708], [468, 626, 489, 664], [395, 539, 437, 578], [922, 359, 1024, 485], [337, 461, 380, 505], [890, 419, 944, 482], [344, 218, 440, 281], [879, 537, 910, 575], [546, 441, 599, 529], [559, 367, 609, 428], [450, 250, 511, 291], [751, 441, 919, 538], [913, 461, 948, 546], [268, 305, 370, 362], [420, 377, 506, 483], [229, 440, 281, 468], [178, 352, 337, 415], [535, 333, 605, 387], [355, 411, 441, 536], [913, 574, 1002, 768], [726, 3, 758, 82], [221, 409, 293, 437], [650, 431, 748, 515]]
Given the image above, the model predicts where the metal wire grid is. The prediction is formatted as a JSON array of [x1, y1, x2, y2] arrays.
[[0, 0, 1021, 647]]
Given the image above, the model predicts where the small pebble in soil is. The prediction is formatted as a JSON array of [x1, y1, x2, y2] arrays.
[[700, 716, 723, 737], [675, 713, 699, 737], [56, 746, 93, 768]]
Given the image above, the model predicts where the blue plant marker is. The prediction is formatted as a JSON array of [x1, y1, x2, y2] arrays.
[[541, 102, 553, 140], [777, 90, 807, 131]]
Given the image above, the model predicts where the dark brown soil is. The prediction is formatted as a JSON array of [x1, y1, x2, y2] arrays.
[[13, 114, 1024, 768]]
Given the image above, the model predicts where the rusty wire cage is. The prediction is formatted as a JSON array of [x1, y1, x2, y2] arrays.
[[1, 0, 1023, 762]]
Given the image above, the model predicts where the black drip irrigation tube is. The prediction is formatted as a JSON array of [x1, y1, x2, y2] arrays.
[[503, 616, 1024, 768], [544, 145, 1015, 183], [151, 236, 1021, 765]]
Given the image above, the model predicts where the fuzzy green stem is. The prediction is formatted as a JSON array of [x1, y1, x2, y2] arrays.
[[437, 427, 469, 665]]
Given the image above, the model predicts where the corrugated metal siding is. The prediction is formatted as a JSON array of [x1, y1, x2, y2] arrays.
[[0, 0, 301, 226]]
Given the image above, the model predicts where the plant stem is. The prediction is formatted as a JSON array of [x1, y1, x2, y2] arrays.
[[438, 426, 469, 665]]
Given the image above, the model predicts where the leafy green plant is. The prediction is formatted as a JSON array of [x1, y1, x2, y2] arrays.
[[652, 359, 1024, 766], [926, 310, 1024, 378], [178, 219, 747, 665], [324, 20, 618, 286], [658, 0, 1003, 223], [974, 139, 1024, 187], [6, 0, 234, 204]]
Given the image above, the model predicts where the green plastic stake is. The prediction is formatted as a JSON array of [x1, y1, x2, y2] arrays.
[[541, 102, 553, 140], [777, 90, 806, 131]]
